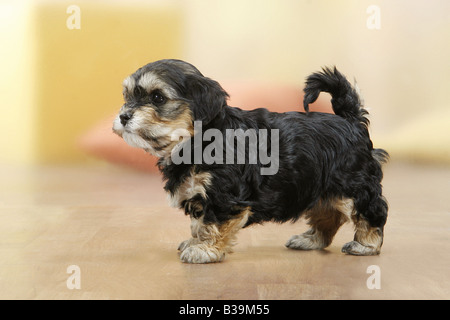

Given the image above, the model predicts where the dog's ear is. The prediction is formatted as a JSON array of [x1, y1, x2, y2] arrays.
[[185, 74, 229, 125]]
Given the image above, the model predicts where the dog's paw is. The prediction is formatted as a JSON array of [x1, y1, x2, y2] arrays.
[[179, 244, 225, 264], [285, 234, 324, 250], [178, 238, 199, 252], [342, 241, 379, 256]]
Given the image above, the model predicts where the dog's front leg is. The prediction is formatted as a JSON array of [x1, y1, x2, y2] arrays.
[[178, 209, 251, 264], [179, 216, 226, 264], [177, 216, 202, 253]]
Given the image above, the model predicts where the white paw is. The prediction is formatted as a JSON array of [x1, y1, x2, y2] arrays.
[[178, 238, 199, 252], [342, 241, 379, 256], [179, 244, 225, 264], [285, 233, 324, 250]]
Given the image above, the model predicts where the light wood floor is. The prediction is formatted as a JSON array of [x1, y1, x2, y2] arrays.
[[0, 161, 449, 300]]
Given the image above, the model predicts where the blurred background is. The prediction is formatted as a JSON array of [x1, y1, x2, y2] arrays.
[[1, 0, 450, 300], [1, 0, 449, 168]]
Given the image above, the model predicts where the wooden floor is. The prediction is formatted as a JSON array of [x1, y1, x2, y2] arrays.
[[0, 161, 449, 300]]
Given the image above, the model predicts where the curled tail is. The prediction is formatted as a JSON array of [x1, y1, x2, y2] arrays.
[[303, 66, 369, 126]]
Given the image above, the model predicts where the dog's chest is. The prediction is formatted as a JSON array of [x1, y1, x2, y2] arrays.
[[167, 170, 212, 208]]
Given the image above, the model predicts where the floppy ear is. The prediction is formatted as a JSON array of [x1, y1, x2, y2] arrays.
[[185, 74, 229, 125]]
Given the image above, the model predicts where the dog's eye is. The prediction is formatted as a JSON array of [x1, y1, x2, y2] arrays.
[[151, 90, 166, 106]]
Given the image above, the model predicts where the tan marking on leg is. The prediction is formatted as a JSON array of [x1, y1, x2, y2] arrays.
[[332, 197, 356, 221], [286, 199, 348, 250], [179, 208, 252, 263], [342, 218, 383, 255], [332, 197, 384, 255], [329, 197, 384, 255]]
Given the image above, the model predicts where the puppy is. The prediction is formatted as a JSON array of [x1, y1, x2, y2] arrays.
[[112, 59, 388, 263]]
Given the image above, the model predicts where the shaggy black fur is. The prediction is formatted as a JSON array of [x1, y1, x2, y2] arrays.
[[150, 61, 388, 231], [115, 60, 389, 259]]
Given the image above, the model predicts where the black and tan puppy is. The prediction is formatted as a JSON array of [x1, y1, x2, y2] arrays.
[[112, 59, 388, 263]]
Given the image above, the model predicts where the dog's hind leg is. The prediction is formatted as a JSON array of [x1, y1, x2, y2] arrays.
[[285, 199, 347, 250], [341, 195, 387, 256]]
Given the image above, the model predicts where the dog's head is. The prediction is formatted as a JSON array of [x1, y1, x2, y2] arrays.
[[112, 59, 229, 158]]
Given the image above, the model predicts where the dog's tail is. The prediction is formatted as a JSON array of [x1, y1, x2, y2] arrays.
[[303, 66, 369, 126]]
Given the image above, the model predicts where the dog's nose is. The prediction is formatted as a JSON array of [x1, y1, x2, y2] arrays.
[[120, 112, 132, 126]]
